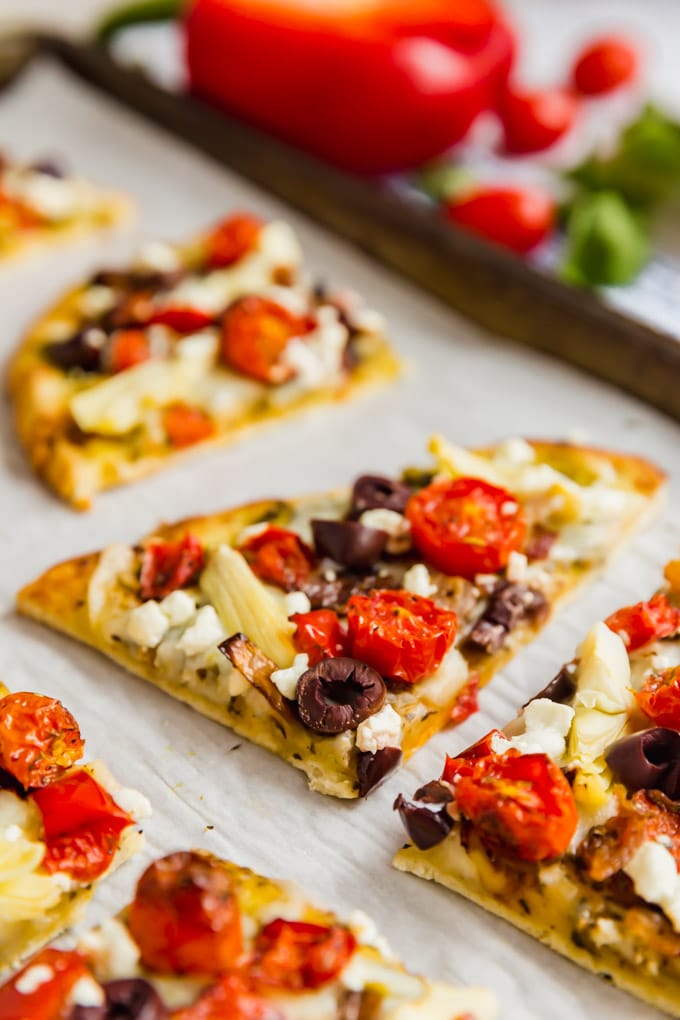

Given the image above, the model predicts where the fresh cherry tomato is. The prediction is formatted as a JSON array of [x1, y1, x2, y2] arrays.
[[250, 918, 356, 991], [206, 213, 263, 268], [454, 751, 578, 861], [108, 329, 151, 373], [636, 666, 680, 729], [500, 85, 579, 154], [444, 186, 555, 253], [238, 526, 315, 591], [572, 36, 638, 96], [441, 728, 506, 783], [0, 692, 83, 790], [346, 589, 457, 684], [292, 609, 348, 665], [149, 306, 215, 333], [605, 593, 680, 652], [449, 672, 480, 725], [406, 476, 527, 580], [32, 769, 133, 882], [0, 949, 92, 1020], [173, 974, 282, 1020], [221, 296, 314, 384], [128, 851, 243, 975], [139, 533, 205, 601], [163, 403, 215, 448]]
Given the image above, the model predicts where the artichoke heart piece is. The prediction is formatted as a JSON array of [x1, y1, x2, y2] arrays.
[[574, 621, 634, 714], [69, 357, 210, 436], [200, 544, 296, 668], [428, 434, 503, 486]]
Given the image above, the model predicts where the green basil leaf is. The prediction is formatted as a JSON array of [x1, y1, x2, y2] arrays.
[[560, 191, 649, 287]]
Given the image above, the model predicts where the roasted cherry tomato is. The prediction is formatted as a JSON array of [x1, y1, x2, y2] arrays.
[[444, 185, 555, 254], [0, 692, 83, 790], [128, 851, 243, 975], [605, 593, 680, 652], [149, 306, 215, 333], [346, 589, 457, 684], [441, 728, 506, 784], [292, 609, 348, 665], [636, 666, 680, 729], [108, 329, 151, 373], [406, 476, 526, 580], [139, 533, 205, 601], [500, 85, 578, 155], [32, 769, 133, 882], [572, 36, 638, 96], [163, 403, 215, 448], [449, 672, 480, 725], [173, 973, 281, 1020], [454, 751, 578, 861], [238, 526, 315, 591], [221, 296, 314, 384], [0, 948, 92, 1020], [206, 213, 263, 268], [250, 918, 356, 991]]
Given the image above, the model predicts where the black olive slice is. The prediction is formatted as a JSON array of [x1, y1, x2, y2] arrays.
[[606, 727, 680, 799], [357, 747, 402, 797], [297, 657, 385, 734], [311, 519, 387, 570], [350, 474, 412, 517]]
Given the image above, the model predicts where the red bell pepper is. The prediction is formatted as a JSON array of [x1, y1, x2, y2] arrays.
[[184, 0, 515, 174]]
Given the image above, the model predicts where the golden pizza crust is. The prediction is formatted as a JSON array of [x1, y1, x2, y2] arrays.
[[16, 442, 665, 798]]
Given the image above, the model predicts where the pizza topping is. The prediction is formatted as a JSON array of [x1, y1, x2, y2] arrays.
[[449, 673, 480, 726], [406, 477, 527, 581], [311, 519, 387, 570], [355, 703, 402, 754], [350, 475, 412, 517], [605, 593, 680, 652], [107, 330, 152, 374], [465, 582, 547, 655], [356, 747, 403, 798], [71, 979, 166, 1020], [346, 590, 457, 685], [128, 852, 243, 975], [577, 790, 680, 882], [148, 306, 215, 335], [297, 658, 386, 735], [238, 526, 315, 591], [401, 563, 437, 599], [250, 918, 356, 991], [291, 609, 348, 666], [205, 213, 263, 269], [394, 781, 454, 850], [45, 328, 107, 373], [0, 949, 91, 1020], [220, 295, 314, 384], [139, 534, 205, 601], [32, 769, 134, 882], [172, 973, 280, 1020], [606, 729, 680, 801], [502, 699, 575, 763], [219, 634, 298, 722], [0, 692, 83, 790], [635, 666, 680, 729], [528, 661, 578, 706], [123, 600, 170, 649], [163, 404, 214, 448], [358, 509, 412, 555]]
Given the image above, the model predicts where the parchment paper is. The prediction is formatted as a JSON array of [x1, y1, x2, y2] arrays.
[[1, 57, 680, 1020]]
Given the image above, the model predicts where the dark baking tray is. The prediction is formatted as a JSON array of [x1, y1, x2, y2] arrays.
[[2, 30, 679, 419]]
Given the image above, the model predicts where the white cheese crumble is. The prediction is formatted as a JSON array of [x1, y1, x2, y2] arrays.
[[4, 824, 22, 842], [624, 841, 680, 931], [14, 174, 85, 221], [506, 550, 528, 583], [175, 330, 219, 363], [359, 508, 411, 554], [284, 590, 312, 617], [123, 600, 169, 649], [402, 563, 437, 598], [505, 698, 575, 763], [136, 239, 181, 272], [270, 653, 309, 701], [79, 918, 141, 981], [159, 590, 196, 627], [281, 305, 347, 389], [355, 703, 403, 753], [80, 285, 116, 318], [68, 976, 105, 1008], [176, 605, 225, 657], [494, 436, 535, 465], [15, 965, 55, 995], [112, 786, 152, 821]]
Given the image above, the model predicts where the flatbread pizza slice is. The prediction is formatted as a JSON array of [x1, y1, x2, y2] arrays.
[[0, 682, 150, 972], [0, 850, 498, 1019], [7, 212, 399, 509], [0, 153, 131, 262], [394, 560, 680, 1017], [17, 435, 664, 799]]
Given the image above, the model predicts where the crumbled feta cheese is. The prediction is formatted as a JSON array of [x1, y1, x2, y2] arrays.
[[80, 286, 116, 318], [549, 542, 578, 563], [124, 601, 169, 648], [624, 841, 680, 925], [402, 563, 437, 598], [69, 976, 105, 1008], [160, 590, 196, 627], [490, 732, 512, 754], [506, 550, 528, 583], [282, 306, 347, 389], [258, 220, 302, 268], [355, 703, 403, 754], [270, 653, 309, 701], [113, 786, 152, 821], [17, 175, 83, 220], [359, 508, 411, 554], [176, 605, 225, 657], [348, 910, 394, 958], [524, 698, 575, 737], [78, 918, 141, 981], [284, 591, 312, 617], [4, 824, 22, 842], [15, 965, 55, 995], [175, 330, 219, 363], [136, 239, 181, 272], [237, 521, 270, 544], [262, 284, 308, 316], [495, 436, 535, 465], [351, 307, 386, 335], [51, 872, 74, 892]]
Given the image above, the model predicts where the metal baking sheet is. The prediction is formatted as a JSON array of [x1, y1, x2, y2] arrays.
[[1, 54, 680, 1019]]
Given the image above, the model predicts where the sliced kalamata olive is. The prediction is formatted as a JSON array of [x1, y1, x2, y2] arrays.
[[606, 728, 680, 799], [357, 746, 402, 797], [311, 519, 387, 570], [45, 328, 106, 373], [394, 781, 454, 850], [300, 568, 401, 611], [350, 474, 412, 517], [70, 978, 166, 1020], [525, 662, 578, 707], [297, 657, 385, 734], [466, 583, 547, 655]]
